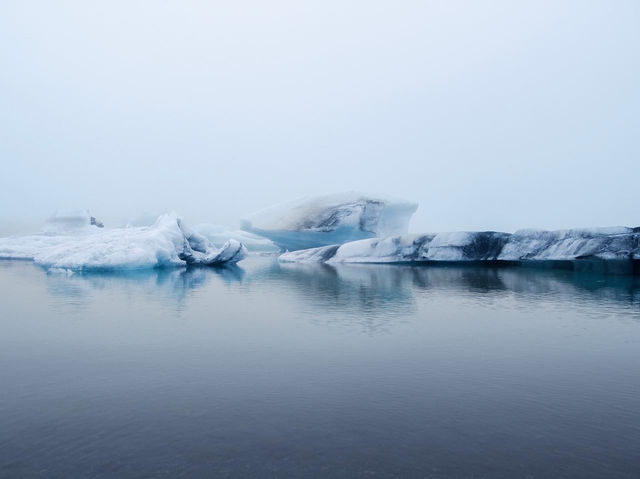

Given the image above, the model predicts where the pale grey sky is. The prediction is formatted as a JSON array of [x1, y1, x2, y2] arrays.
[[1, 0, 638, 234]]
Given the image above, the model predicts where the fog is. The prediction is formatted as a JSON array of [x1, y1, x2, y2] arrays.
[[1, 0, 638, 235]]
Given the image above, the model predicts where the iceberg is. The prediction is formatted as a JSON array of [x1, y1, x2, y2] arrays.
[[193, 223, 279, 253], [279, 227, 640, 268], [498, 227, 639, 261], [241, 192, 418, 251], [43, 209, 104, 232], [0, 213, 247, 271]]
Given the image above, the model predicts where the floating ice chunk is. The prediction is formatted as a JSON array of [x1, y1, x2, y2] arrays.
[[280, 227, 640, 265], [241, 192, 418, 251], [193, 223, 279, 253], [0, 213, 247, 270]]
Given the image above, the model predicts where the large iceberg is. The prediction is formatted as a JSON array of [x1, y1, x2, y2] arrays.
[[241, 192, 418, 251], [279, 227, 640, 269], [0, 213, 247, 271]]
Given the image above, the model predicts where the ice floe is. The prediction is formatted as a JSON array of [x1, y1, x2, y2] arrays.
[[279, 227, 640, 264]]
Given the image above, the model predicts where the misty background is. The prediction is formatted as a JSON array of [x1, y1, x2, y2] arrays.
[[1, 0, 638, 236]]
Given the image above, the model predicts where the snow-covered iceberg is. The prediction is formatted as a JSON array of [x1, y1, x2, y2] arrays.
[[241, 192, 418, 251], [498, 227, 639, 261], [0, 213, 247, 271], [279, 227, 640, 266]]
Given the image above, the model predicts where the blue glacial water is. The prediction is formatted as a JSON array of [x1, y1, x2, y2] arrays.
[[1, 257, 639, 478]]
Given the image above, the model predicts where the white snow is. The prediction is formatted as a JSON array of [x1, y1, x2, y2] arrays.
[[0, 213, 247, 270], [241, 192, 418, 251]]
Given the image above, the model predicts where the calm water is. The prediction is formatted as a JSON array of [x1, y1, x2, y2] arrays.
[[1, 257, 640, 478]]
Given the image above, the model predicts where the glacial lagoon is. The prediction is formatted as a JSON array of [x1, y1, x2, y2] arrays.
[[1, 257, 639, 478]]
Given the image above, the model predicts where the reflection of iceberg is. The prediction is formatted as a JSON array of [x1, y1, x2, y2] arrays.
[[42, 263, 245, 310], [249, 261, 417, 331], [0, 213, 247, 271], [242, 258, 640, 329], [280, 228, 640, 273], [408, 265, 640, 310], [277, 262, 416, 314], [241, 192, 418, 251], [24, 256, 640, 329]]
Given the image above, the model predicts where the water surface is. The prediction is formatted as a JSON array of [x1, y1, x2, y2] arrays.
[[1, 258, 639, 478]]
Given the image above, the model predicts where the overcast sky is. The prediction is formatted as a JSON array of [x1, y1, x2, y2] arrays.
[[1, 0, 638, 234]]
